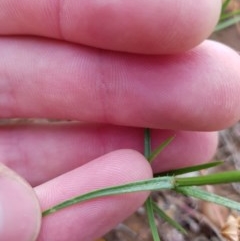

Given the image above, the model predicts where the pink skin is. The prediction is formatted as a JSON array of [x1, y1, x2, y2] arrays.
[[0, 40, 240, 130], [0, 123, 217, 186], [0, 165, 41, 241], [35, 150, 153, 241], [0, 0, 239, 241], [0, 0, 221, 53]]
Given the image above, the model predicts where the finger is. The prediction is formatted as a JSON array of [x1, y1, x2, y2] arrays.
[[0, 163, 41, 241], [0, 39, 240, 130], [0, 123, 217, 186], [0, 0, 221, 53], [34, 150, 152, 241]]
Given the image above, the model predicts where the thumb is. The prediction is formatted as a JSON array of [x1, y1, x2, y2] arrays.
[[0, 163, 41, 241]]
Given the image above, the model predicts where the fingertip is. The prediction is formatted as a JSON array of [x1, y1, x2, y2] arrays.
[[66, 0, 222, 53], [102, 149, 153, 181], [35, 150, 153, 241], [0, 164, 41, 241], [162, 0, 221, 53], [196, 41, 240, 130], [0, 0, 221, 53]]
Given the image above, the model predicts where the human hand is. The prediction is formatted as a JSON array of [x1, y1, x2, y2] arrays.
[[1, 0, 240, 240]]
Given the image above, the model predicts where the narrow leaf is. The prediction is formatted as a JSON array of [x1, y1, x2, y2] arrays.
[[145, 198, 161, 241], [221, 0, 231, 13], [215, 16, 240, 31], [175, 187, 240, 211], [148, 136, 175, 163], [220, 9, 240, 21], [154, 161, 223, 177], [152, 201, 187, 235], [42, 176, 174, 216]]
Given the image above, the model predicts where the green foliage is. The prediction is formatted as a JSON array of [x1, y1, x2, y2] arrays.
[[152, 201, 187, 235], [145, 198, 161, 241], [154, 161, 223, 177], [216, 0, 240, 31]]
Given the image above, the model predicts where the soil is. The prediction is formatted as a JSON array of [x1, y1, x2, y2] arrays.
[[102, 10, 240, 241]]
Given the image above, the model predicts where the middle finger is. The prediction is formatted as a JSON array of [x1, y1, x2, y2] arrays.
[[1, 37, 240, 130]]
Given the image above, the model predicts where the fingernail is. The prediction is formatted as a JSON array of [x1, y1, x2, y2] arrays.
[[0, 164, 41, 241]]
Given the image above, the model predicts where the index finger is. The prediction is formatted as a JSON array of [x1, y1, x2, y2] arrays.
[[0, 0, 221, 53]]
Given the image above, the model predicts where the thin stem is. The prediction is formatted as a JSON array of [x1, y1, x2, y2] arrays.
[[175, 171, 240, 187], [144, 128, 151, 160]]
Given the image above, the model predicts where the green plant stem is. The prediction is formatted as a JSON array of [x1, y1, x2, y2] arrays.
[[144, 128, 151, 159], [42, 176, 174, 216], [175, 171, 240, 187]]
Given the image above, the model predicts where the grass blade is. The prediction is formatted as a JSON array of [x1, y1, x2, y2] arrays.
[[42, 176, 174, 216], [221, 0, 231, 13], [148, 136, 175, 163], [152, 201, 187, 235], [154, 161, 223, 177], [144, 128, 151, 159], [145, 198, 161, 241], [215, 16, 240, 31], [144, 128, 162, 240], [220, 9, 240, 21], [175, 187, 240, 211], [175, 170, 240, 187]]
